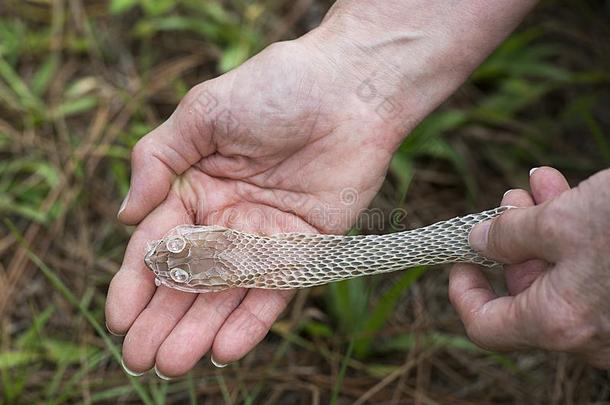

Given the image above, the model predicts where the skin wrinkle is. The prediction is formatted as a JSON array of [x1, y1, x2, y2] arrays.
[[252, 148, 320, 188], [170, 178, 199, 223], [512, 285, 541, 349], [140, 305, 185, 330], [170, 96, 215, 161], [226, 305, 272, 343], [236, 200, 320, 234], [177, 169, 324, 232], [149, 146, 185, 179], [534, 275, 594, 352], [173, 111, 216, 164], [211, 291, 248, 320], [234, 182, 315, 214], [182, 78, 234, 154], [255, 160, 317, 195], [469, 299, 502, 350], [199, 153, 268, 180], [502, 297, 531, 350]]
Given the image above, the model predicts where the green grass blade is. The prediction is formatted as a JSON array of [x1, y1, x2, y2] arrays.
[[354, 266, 428, 358], [329, 339, 354, 405], [0, 55, 43, 112], [186, 372, 197, 405], [32, 54, 59, 96], [326, 277, 370, 334], [49, 351, 110, 404]]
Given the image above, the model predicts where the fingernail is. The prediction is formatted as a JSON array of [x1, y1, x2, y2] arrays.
[[154, 365, 172, 381], [502, 189, 514, 198], [106, 321, 125, 337], [210, 355, 228, 368], [469, 221, 491, 252], [529, 167, 540, 177], [117, 189, 130, 218], [121, 358, 144, 377]]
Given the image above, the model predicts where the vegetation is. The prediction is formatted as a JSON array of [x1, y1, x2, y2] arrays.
[[1, 0, 609, 403]]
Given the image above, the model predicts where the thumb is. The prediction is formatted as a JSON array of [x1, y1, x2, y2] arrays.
[[118, 85, 217, 224], [469, 205, 558, 264]]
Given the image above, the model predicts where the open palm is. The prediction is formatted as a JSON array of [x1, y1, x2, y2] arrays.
[[105, 40, 400, 377]]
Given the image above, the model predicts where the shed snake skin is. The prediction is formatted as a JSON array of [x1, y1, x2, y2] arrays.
[[144, 207, 508, 293]]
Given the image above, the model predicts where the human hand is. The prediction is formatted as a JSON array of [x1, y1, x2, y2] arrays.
[[449, 167, 610, 368], [104, 38, 405, 378]]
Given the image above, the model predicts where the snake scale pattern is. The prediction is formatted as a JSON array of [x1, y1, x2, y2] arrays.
[[144, 207, 509, 293]]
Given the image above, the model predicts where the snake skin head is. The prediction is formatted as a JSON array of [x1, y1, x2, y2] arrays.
[[144, 225, 235, 293]]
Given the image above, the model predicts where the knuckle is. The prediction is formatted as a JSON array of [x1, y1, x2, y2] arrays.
[[535, 202, 577, 255], [234, 306, 270, 345], [463, 317, 494, 351], [213, 293, 243, 320], [173, 82, 217, 141], [180, 82, 209, 109], [131, 138, 150, 165], [485, 214, 512, 260], [178, 84, 217, 121], [264, 40, 293, 58], [535, 204, 561, 241]]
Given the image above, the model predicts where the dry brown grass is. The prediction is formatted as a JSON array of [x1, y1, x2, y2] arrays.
[[1, 0, 609, 403]]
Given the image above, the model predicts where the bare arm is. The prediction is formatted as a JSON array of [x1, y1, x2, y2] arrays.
[[299, 0, 538, 143]]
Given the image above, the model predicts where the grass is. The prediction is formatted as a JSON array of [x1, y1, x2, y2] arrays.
[[1, 0, 609, 403]]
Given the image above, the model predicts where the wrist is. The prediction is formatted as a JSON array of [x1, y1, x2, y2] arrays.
[[298, 0, 537, 144]]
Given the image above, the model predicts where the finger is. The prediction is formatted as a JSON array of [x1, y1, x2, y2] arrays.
[[122, 285, 198, 373], [211, 289, 295, 365], [504, 259, 547, 296], [449, 263, 531, 350], [154, 289, 246, 377], [500, 189, 548, 295], [501, 167, 570, 294], [501, 188, 534, 209], [468, 203, 559, 264], [106, 193, 190, 334], [529, 166, 570, 204], [118, 85, 217, 225]]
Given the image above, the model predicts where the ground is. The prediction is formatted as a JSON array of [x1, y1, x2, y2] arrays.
[[1, 0, 609, 403]]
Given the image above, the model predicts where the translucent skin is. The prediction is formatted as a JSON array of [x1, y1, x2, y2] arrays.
[[145, 225, 234, 293], [145, 208, 507, 293]]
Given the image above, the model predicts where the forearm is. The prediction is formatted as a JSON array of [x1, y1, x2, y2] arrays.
[[298, 0, 538, 146]]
